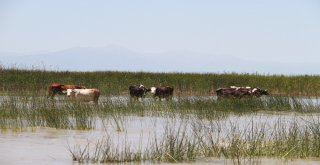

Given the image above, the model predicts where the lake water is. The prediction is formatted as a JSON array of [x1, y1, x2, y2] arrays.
[[1, 96, 320, 164], [1, 113, 320, 164]]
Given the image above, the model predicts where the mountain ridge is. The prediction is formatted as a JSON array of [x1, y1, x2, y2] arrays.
[[0, 47, 318, 75]]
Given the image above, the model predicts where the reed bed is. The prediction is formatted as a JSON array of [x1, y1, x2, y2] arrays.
[[0, 96, 319, 130], [67, 115, 320, 164], [1, 68, 320, 96]]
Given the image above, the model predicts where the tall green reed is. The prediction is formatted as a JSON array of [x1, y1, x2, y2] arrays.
[[1, 68, 320, 96], [0, 96, 320, 130], [68, 115, 320, 163]]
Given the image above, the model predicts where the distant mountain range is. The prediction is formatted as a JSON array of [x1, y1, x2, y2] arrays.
[[0, 46, 318, 75]]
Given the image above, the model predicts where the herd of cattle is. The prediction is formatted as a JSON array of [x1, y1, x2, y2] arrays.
[[47, 83, 269, 103]]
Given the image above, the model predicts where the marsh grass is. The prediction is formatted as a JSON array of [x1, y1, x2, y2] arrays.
[[146, 120, 197, 163], [1, 68, 320, 97], [68, 115, 320, 164], [68, 135, 146, 163], [110, 112, 125, 132], [0, 96, 319, 130]]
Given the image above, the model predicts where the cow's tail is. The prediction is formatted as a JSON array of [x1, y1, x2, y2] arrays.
[[170, 88, 174, 95], [216, 88, 225, 99], [93, 89, 100, 103], [215, 88, 224, 100], [215, 88, 222, 95], [47, 86, 52, 98]]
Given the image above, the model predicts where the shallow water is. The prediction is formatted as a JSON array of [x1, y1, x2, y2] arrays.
[[1, 95, 319, 107], [1, 113, 320, 164], [1, 95, 320, 164]]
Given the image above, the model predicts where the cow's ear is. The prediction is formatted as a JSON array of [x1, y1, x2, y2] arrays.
[[62, 90, 67, 94]]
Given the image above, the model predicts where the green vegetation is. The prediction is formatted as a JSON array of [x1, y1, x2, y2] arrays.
[[68, 116, 320, 164], [0, 96, 319, 130], [1, 68, 320, 163], [0, 67, 320, 96]]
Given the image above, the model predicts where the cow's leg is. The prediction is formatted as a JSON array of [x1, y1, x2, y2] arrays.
[[49, 87, 62, 99], [168, 95, 173, 101], [48, 90, 57, 99], [47, 86, 55, 99], [47, 86, 52, 99], [47, 91, 53, 99], [129, 95, 137, 102], [93, 95, 99, 104]]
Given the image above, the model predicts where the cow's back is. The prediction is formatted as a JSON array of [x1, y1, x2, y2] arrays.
[[155, 86, 174, 98], [50, 83, 62, 87], [216, 88, 237, 97], [216, 87, 261, 99], [74, 89, 98, 96], [62, 85, 86, 90], [72, 89, 100, 102]]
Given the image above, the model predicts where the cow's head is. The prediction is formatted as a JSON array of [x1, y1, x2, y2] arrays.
[[61, 90, 68, 94], [150, 87, 157, 94], [138, 84, 150, 96], [66, 89, 76, 97], [260, 89, 269, 95], [252, 88, 269, 97], [146, 88, 151, 93]]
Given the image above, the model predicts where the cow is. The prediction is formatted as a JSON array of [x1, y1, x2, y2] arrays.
[[216, 86, 268, 99], [129, 84, 150, 100], [47, 83, 86, 99], [65, 88, 100, 103], [150, 86, 174, 100], [216, 87, 251, 99], [251, 87, 269, 97]]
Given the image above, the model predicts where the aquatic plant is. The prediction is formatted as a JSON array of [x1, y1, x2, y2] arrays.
[[68, 115, 320, 163]]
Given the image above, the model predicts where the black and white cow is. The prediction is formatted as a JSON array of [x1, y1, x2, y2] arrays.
[[251, 87, 269, 97], [129, 84, 150, 100], [216, 86, 268, 99], [150, 86, 174, 100]]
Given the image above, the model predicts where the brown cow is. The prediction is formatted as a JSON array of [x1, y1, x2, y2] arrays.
[[47, 82, 86, 99], [150, 86, 174, 100]]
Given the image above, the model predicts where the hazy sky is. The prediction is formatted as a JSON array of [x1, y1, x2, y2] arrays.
[[0, 0, 319, 64]]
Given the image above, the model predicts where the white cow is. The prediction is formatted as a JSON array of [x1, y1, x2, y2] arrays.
[[66, 88, 100, 103]]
